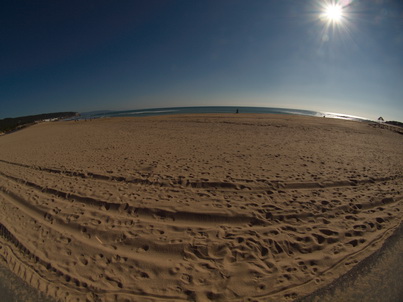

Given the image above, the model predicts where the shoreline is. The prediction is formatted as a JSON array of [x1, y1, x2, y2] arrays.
[[0, 114, 401, 301]]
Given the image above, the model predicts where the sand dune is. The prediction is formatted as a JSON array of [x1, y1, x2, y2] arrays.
[[0, 114, 402, 302]]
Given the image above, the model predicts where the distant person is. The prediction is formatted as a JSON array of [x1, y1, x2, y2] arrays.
[[236, 109, 239, 114]]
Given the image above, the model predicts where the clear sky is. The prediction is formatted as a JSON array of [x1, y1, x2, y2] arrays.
[[1, 0, 402, 121]]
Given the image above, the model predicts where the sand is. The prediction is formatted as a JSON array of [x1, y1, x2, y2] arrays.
[[298, 222, 403, 302], [0, 114, 402, 302], [0, 257, 55, 302]]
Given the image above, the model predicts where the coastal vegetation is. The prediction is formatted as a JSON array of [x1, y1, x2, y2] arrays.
[[385, 120, 403, 128], [0, 112, 77, 134]]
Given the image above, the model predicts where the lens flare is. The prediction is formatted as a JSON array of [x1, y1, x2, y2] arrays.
[[324, 4, 343, 23]]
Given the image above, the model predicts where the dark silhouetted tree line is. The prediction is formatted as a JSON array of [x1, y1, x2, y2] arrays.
[[0, 112, 77, 133], [385, 121, 403, 128]]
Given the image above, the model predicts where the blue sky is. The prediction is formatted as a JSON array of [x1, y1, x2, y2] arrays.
[[1, 0, 402, 121]]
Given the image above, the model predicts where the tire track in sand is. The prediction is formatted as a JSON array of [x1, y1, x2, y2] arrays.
[[0, 158, 402, 301]]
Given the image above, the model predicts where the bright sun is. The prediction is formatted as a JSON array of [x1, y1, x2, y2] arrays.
[[323, 4, 343, 23]]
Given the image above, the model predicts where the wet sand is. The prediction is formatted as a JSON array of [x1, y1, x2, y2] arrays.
[[0, 114, 402, 301]]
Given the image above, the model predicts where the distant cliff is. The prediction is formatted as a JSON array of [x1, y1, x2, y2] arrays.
[[0, 112, 78, 134]]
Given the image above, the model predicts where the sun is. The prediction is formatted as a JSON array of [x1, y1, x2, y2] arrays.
[[323, 3, 343, 23], [316, 0, 354, 44]]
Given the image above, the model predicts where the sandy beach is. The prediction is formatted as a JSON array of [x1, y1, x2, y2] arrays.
[[0, 114, 402, 302]]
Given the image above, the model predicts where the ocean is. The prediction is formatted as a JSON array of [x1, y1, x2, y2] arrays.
[[75, 106, 369, 122]]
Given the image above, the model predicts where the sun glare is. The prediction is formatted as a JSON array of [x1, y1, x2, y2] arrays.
[[323, 4, 343, 23], [316, 0, 355, 45]]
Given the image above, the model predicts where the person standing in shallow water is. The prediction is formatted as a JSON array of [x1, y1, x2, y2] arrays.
[[236, 109, 239, 114]]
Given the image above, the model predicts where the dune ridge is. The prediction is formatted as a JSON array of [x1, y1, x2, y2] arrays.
[[0, 114, 402, 301]]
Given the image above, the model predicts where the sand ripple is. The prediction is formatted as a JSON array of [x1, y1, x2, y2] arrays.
[[0, 114, 402, 301]]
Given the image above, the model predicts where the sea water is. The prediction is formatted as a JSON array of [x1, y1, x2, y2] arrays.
[[76, 106, 369, 122]]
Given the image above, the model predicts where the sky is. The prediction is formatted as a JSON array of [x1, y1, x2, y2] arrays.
[[1, 0, 402, 121]]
